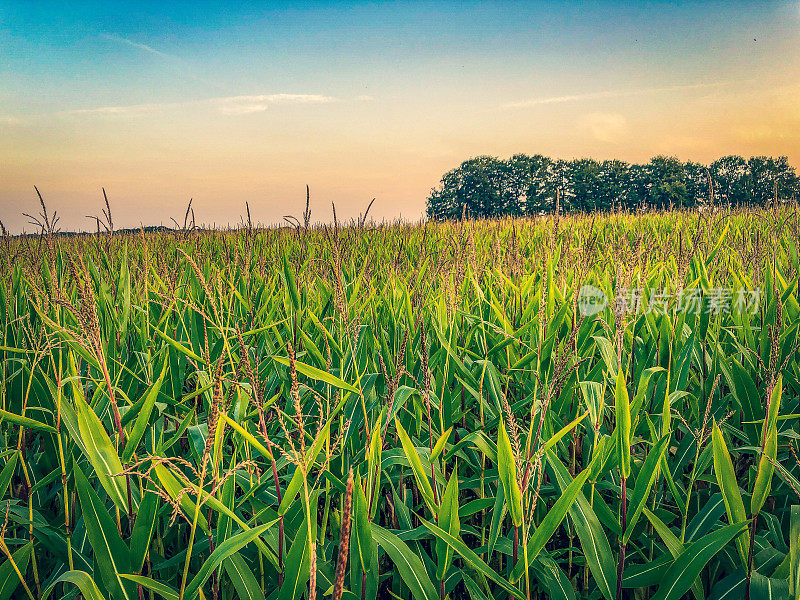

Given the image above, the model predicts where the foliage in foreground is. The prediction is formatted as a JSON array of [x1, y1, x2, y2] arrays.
[[1, 207, 800, 600]]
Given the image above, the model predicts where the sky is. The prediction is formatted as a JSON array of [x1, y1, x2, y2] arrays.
[[1, 1, 799, 232]]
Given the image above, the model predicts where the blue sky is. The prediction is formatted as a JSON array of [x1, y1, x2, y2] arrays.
[[1, 1, 799, 230]]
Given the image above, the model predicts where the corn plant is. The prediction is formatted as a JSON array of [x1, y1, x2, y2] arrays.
[[0, 205, 799, 600]]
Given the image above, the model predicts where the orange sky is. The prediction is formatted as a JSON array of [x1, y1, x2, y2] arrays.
[[2, 1, 799, 231]]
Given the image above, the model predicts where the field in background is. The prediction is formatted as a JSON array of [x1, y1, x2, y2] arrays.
[[1, 206, 800, 600]]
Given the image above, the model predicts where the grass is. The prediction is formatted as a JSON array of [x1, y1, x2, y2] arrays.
[[1, 203, 799, 600]]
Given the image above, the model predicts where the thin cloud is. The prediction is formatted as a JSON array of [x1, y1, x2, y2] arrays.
[[99, 33, 178, 61], [99, 32, 227, 91], [216, 94, 337, 115], [502, 81, 736, 109], [67, 102, 176, 116], [63, 94, 339, 117]]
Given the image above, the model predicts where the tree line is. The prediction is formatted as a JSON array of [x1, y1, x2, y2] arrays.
[[426, 154, 800, 219]]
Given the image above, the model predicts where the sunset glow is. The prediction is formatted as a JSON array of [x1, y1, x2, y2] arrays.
[[1, 1, 799, 231]]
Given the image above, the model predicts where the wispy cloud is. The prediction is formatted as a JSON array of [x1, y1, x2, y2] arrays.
[[501, 81, 736, 109], [99, 33, 178, 61], [99, 32, 228, 90], [63, 93, 339, 118], [215, 94, 337, 115], [67, 102, 175, 116]]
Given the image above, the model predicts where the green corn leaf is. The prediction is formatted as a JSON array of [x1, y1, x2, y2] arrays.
[[751, 425, 777, 517], [222, 413, 272, 460], [281, 252, 301, 312], [435, 463, 460, 581], [271, 355, 358, 394], [643, 507, 683, 557], [418, 518, 524, 600], [119, 575, 178, 600], [711, 421, 750, 568], [642, 507, 704, 600], [154, 327, 205, 364], [366, 413, 383, 519], [511, 466, 592, 583], [278, 522, 312, 600], [460, 569, 492, 600], [158, 408, 195, 454], [0, 451, 18, 499], [74, 462, 135, 600], [539, 411, 590, 456], [430, 426, 453, 464], [43, 571, 107, 600], [765, 375, 782, 434], [661, 371, 672, 435], [130, 488, 160, 574], [389, 385, 417, 424], [0, 409, 55, 433], [215, 454, 236, 546], [152, 463, 209, 533], [579, 381, 604, 429], [372, 524, 439, 600], [223, 553, 267, 600], [73, 389, 134, 514], [630, 367, 664, 423], [624, 434, 670, 543], [546, 450, 616, 600], [651, 521, 749, 600], [497, 415, 523, 527], [278, 467, 304, 516], [122, 361, 167, 463], [184, 522, 273, 600], [487, 482, 506, 559], [0, 541, 33, 600], [615, 369, 631, 479], [531, 554, 577, 600], [395, 418, 436, 514], [791, 505, 800, 598], [352, 475, 374, 573]]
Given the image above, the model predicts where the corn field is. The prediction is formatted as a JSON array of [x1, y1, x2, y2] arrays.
[[2, 206, 800, 600]]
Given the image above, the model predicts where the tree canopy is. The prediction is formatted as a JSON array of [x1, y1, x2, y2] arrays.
[[426, 154, 800, 219]]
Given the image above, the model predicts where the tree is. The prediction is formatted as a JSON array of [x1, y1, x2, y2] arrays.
[[597, 160, 631, 211], [507, 154, 553, 215], [644, 156, 689, 210], [684, 161, 711, 208], [748, 156, 799, 205], [426, 156, 514, 220], [710, 155, 749, 206], [570, 159, 603, 212], [426, 153, 799, 219]]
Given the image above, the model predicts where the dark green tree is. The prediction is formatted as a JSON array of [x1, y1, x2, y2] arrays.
[[569, 159, 603, 212], [597, 160, 631, 211], [507, 154, 553, 215], [710, 155, 749, 206], [426, 153, 799, 219], [645, 156, 689, 209], [748, 156, 799, 205], [684, 161, 711, 208]]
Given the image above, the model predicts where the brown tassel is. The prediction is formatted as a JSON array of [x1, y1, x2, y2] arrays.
[[332, 469, 354, 600]]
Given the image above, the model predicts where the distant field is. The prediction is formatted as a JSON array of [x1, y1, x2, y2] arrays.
[[1, 207, 799, 600]]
